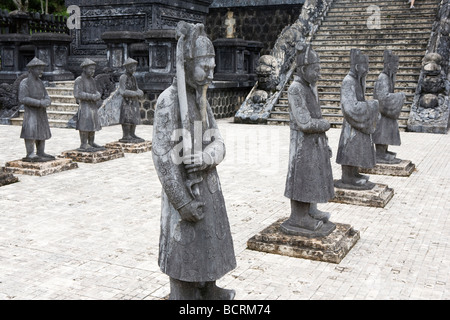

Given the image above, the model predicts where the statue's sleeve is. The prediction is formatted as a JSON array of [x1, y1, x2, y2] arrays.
[[18, 80, 41, 107], [152, 91, 194, 210], [203, 104, 226, 167], [119, 74, 139, 98], [288, 84, 329, 133], [341, 77, 379, 135], [374, 74, 404, 119], [73, 78, 96, 101]]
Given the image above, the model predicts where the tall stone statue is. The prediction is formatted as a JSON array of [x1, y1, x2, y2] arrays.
[[19, 57, 55, 162], [152, 21, 236, 300], [372, 50, 405, 164], [73, 59, 104, 151], [336, 49, 379, 189], [224, 10, 236, 39], [119, 58, 144, 143], [282, 44, 335, 237]]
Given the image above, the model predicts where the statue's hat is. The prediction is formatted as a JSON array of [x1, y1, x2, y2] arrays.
[[296, 43, 319, 66], [123, 58, 138, 67], [26, 57, 47, 68], [80, 58, 96, 68]]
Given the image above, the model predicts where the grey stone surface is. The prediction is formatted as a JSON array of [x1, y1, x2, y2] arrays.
[[373, 50, 406, 165], [282, 45, 335, 238], [0, 120, 449, 300], [151, 22, 236, 300], [73, 59, 104, 152], [19, 58, 55, 163], [336, 49, 380, 190]]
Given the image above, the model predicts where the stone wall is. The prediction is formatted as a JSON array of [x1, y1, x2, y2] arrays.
[[206, 4, 304, 55], [138, 85, 249, 125]]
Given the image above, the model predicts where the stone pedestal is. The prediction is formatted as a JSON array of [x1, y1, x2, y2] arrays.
[[0, 172, 19, 186], [105, 140, 152, 153], [360, 160, 415, 177], [247, 218, 360, 264], [61, 148, 124, 163], [331, 182, 394, 208], [3, 158, 78, 177]]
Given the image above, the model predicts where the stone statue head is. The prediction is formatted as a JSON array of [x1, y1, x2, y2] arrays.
[[123, 58, 138, 75], [26, 57, 47, 78], [350, 48, 369, 78], [296, 43, 321, 84], [176, 21, 215, 89], [383, 50, 399, 76], [80, 58, 96, 78], [256, 55, 280, 91]]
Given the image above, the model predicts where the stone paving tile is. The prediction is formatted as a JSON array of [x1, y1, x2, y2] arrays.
[[0, 120, 449, 300]]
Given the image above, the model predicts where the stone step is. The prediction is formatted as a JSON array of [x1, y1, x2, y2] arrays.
[[46, 87, 74, 96], [331, 0, 438, 6], [328, 5, 438, 14], [320, 17, 434, 27], [49, 80, 75, 88], [313, 32, 430, 41], [48, 94, 77, 104], [312, 37, 429, 46], [10, 117, 70, 128], [47, 102, 79, 113]]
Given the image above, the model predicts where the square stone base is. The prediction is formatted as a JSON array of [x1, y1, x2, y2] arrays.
[[105, 140, 152, 153], [360, 160, 415, 177], [3, 158, 78, 177], [247, 218, 360, 264], [61, 148, 124, 163], [330, 182, 394, 208], [0, 172, 19, 186]]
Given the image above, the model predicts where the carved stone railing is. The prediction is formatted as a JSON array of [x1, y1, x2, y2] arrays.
[[234, 0, 335, 124], [407, 0, 450, 134]]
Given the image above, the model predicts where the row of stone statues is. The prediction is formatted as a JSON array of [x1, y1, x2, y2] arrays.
[[283, 46, 406, 237], [15, 21, 408, 301], [18, 56, 145, 162]]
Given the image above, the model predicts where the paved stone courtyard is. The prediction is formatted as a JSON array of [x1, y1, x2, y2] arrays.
[[0, 119, 448, 300]]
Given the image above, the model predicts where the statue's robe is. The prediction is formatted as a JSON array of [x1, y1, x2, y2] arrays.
[[119, 73, 141, 125], [336, 72, 379, 169], [74, 75, 102, 132], [372, 72, 404, 146], [152, 80, 236, 282], [19, 77, 51, 140], [284, 76, 335, 203]]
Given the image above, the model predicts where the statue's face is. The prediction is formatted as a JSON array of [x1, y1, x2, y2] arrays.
[[188, 56, 215, 87], [356, 62, 369, 77], [30, 66, 45, 78], [84, 65, 96, 77], [302, 63, 321, 84], [126, 64, 137, 75]]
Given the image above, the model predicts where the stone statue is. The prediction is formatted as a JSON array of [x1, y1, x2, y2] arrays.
[[118, 58, 144, 143], [372, 50, 405, 164], [18, 57, 55, 162], [224, 10, 236, 39], [152, 21, 236, 300], [281, 44, 335, 237], [336, 49, 379, 190], [73, 59, 104, 151]]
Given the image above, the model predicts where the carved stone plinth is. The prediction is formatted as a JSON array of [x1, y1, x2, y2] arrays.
[[3, 158, 78, 176], [61, 148, 124, 163], [247, 218, 360, 264], [0, 172, 19, 186], [105, 140, 152, 153], [331, 182, 394, 208], [360, 160, 415, 177]]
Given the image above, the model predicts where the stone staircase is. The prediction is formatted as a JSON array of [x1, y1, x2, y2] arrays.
[[267, 0, 440, 130], [11, 80, 77, 128]]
